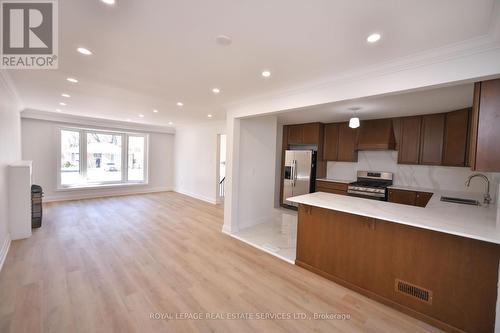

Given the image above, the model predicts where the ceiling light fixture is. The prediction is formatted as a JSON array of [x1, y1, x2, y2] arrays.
[[56, 109, 62, 112], [215, 35, 232, 46], [262, 70, 271, 78], [212, 88, 220, 94], [77, 47, 92, 55], [126, 118, 131, 122], [168, 121, 174, 125], [66, 77, 78, 83], [177, 102, 183, 107], [138, 114, 144, 118], [207, 114, 213, 118], [101, 0, 115, 5], [348, 107, 361, 129], [153, 109, 158, 113], [366, 33, 381, 43], [59, 102, 67, 106], [61, 93, 71, 98]]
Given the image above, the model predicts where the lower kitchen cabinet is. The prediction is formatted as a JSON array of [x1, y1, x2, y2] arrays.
[[296, 204, 500, 333], [388, 188, 433, 207], [315, 180, 347, 195]]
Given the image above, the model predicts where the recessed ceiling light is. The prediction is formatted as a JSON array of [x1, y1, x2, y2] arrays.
[[101, 0, 115, 5], [212, 88, 220, 94], [77, 47, 92, 55], [138, 114, 144, 118], [215, 35, 232, 46], [168, 121, 174, 125], [59, 102, 67, 106], [126, 118, 131, 122], [177, 102, 183, 107], [262, 70, 271, 78], [366, 33, 381, 43], [153, 109, 159, 113], [56, 109, 62, 112], [66, 77, 78, 83], [207, 114, 213, 118], [61, 93, 71, 98]]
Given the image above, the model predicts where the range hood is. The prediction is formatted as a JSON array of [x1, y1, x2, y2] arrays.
[[356, 118, 396, 150]]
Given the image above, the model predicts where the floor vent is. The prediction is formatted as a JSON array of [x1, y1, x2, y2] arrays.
[[395, 279, 433, 304]]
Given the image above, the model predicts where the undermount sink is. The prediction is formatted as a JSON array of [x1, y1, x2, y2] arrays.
[[440, 196, 481, 206]]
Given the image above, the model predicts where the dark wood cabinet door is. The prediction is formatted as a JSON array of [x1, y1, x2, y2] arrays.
[[337, 122, 358, 162], [442, 108, 470, 166], [473, 79, 500, 171], [415, 192, 433, 207], [392, 118, 402, 151], [287, 125, 303, 144], [420, 114, 445, 165], [388, 189, 417, 206], [302, 123, 320, 144], [398, 117, 422, 164], [323, 123, 339, 161]]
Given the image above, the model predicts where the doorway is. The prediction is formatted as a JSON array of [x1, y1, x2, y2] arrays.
[[216, 134, 226, 203]]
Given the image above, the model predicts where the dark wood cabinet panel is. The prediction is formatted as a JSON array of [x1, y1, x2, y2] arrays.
[[392, 118, 402, 151], [470, 79, 500, 172], [337, 122, 358, 162], [419, 114, 445, 165], [323, 123, 339, 161], [287, 125, 303, 144], [388, 189, 417, 206], [398, 117, 422, 164], [415, 192, 433, 207], [442, 108, 470, 167], [357, 118, 396, 150], [315, 180, 348, 195], [296, 205, 500, 333], [302, 123, 320, 144]]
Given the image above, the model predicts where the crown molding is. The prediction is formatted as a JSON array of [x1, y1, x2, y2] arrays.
[[21, 109, 176, 134], [0, 71, 24, 110]]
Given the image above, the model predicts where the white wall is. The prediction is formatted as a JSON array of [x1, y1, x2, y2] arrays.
[[174, 121, 226, 204], [0, 74, 22, 267], [225, 116, 278, 231], [21, 118, 175, 201], [327, 150, 500, 197]]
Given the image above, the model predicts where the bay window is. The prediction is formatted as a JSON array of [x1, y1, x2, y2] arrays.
[[59, 128, 148, 188]]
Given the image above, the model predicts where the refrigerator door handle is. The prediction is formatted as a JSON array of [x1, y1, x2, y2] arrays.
[[293, 160, 297, 187]]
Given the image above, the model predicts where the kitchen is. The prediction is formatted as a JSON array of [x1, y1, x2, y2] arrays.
[[230, 78, 500, 332]]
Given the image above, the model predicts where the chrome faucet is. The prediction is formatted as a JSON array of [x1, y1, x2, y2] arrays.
[[465, 174, 491, 205]]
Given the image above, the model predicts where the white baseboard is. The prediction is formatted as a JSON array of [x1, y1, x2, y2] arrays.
[[43, 187, 174, 202], [174, 189, 217, 205], [0, 234, 11, 273]]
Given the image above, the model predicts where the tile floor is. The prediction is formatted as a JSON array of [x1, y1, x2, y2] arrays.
[[232, 208, 298, 262]]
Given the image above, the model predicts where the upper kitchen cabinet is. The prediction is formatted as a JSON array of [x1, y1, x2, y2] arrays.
[[469, 79, 500, 172], [397, 116, 422, 164], [442, 108, 470, 167], [324, 122, 358, 162], [323, 123, 339, 160], [357, 118, 396, 150], [419, 113, 445, 165], [286, 123, 324, 146]]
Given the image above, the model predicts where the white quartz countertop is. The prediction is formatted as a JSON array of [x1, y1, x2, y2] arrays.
[[288, 190, 500, 245]]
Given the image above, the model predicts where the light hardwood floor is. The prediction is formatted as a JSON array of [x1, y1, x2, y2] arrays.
[[0, 192, 442, 333]]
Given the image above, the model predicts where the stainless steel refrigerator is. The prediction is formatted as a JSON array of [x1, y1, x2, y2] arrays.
[[282, 150, 316, 207]]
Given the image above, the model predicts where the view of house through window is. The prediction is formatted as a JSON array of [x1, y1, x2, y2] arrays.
[[60, 128, 147, 187]]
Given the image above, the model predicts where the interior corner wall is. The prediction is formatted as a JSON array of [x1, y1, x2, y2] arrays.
[[0, 76, 22, 260], [236, 116, 279, 230], [174, 120, 226, 204], [21, 118, 175, 201]]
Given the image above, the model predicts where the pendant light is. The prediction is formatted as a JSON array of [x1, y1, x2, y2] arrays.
[[348, 107, 361, 129]]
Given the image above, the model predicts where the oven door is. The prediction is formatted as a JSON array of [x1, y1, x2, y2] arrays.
[[347, 189, 387, 201]]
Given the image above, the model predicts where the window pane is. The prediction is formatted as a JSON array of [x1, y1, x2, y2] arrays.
[[86, 133, 122, 182], [61, 130, 83, 185], [128, 136, 145, 181]]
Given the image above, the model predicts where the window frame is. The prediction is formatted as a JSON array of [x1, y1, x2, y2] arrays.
[[57, 126, 149, 189]]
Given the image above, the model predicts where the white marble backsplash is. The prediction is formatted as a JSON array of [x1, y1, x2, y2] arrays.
[[327, 151, 500, 199]]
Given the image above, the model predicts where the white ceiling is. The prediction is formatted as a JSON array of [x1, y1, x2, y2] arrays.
[[6, 0, 497, 126], [276, 83, 474, 124]]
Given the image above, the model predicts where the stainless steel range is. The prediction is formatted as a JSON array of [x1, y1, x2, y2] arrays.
[[347, 171, 393, 200]]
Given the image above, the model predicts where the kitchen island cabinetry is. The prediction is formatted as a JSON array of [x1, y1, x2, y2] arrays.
[[296, 203, 499, 333]]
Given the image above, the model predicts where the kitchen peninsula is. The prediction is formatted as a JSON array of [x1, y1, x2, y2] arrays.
[[288, 191, 500, 333]]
